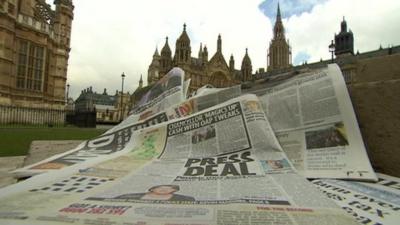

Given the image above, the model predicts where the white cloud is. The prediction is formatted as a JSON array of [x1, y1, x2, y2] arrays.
[[64, 0, 272, 99], [52, 0, 399, 99]]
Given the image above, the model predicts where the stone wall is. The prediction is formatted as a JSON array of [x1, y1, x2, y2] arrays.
[[349, 54, 400, 176]]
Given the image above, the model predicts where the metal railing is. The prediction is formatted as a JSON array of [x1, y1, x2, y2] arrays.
[[0, 105, 66, 127]]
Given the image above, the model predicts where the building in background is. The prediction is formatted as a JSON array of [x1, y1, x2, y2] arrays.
[[254, 17, 400, 85], [147, 24, 253, 93], [267, 3, 292, 71], [0, 0, 73, 109], [249, 16, 400, 176], [74, 87, 130, 123], [145, 4, 290, 98]]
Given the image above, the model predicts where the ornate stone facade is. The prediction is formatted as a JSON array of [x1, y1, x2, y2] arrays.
[[267, 3, 292, 71], [0, 0, 74, 109], [147, 24, 253, 93], [335, 17, 354, 56]]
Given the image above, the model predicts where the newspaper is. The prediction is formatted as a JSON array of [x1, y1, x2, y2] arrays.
[[245, 64, 376, 181], [130, 67, 185, 115], [13, 85, 242, 178], [183, 78, 191, 99], [312, 176, 400, 225], [190, 84, 222, 97], [375, 173, 400, 192], [0, 94, 359, 225], [107, 67, 187, 134]]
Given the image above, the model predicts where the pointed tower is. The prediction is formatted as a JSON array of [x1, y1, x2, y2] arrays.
[[160, 37, 172, 75], [241, 48, 252, 82], [139, 74, 143, 88], [174, 23, 191, 65], [208, 34, 229, 70], [54, 0, 74, 49], [334, 17, 354, 56], [229, 54, 235, 72], [53, 0, 74, 102], [202, 45, 209, 62], [267, 3, 292, 71], [198, 43, 203, 58], [217, 34, 222, 53], [148, 47, 161, 84]]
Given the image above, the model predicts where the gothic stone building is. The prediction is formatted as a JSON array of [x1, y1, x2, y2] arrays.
[[249, 16, 400, 177], [147, 24, 253, 93], [0, 0, 73, 109], [267, 3, 292, 71]]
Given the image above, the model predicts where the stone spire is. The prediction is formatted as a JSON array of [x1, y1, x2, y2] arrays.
[[198, 43, 203, 58], [341, 16, 347, 32], [161, 37, 171, 56], [203, 45, 208, 62], [160, 36, 172, 74], [153, 46, 160, 57], [267, 3, 292, 71], [217, 34, 222, 52], [241, 48, 252, 82], [229, 54, 235, 71], [277, 1, 281, 21], [139, 74, 143, 88], [174, 23, 191, 64], [335, 17, 354, 55], [273, 2, 285, 39]]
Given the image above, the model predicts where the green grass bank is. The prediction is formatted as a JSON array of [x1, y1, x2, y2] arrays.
[[0, 128, 106, 157]]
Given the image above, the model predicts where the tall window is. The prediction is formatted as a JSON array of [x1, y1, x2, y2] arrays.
[[16, 40, 45, 91]]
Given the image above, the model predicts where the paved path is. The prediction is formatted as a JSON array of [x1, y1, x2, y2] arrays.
[[23, 140, 82, 167], [0, 140, 82, 188], [0, 156, 25, 188]]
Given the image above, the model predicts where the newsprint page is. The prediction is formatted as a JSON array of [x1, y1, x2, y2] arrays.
[[312, 173, 400, 225], [246, 64, 377, 181], [0, 95, 359, 225], [13, 83, 241, 178]]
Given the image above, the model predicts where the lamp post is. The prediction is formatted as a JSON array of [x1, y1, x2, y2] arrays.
[[120, 72, 126, 121], [66, 83, 70, 105], [329, 40, 335, 63]]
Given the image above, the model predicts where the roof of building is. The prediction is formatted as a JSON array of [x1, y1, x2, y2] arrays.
[[254, 44, 400, 80], [75, 89, 117, 106]]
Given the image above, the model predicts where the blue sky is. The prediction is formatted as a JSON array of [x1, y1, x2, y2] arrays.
[[259, 0, 328, 19], [293, 51, 311, 65], [259, 0, 327, 64]]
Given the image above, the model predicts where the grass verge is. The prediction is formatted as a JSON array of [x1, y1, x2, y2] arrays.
[[0, 128, 106, 157]]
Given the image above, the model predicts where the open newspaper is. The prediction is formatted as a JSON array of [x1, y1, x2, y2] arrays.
[[0, 94, 359, 225], [13, 84, 242, 178], [244, 64, 377, 181], [108, 67, 187, 134], [312, 173, 400, 225], [130, 67, 185, 115]]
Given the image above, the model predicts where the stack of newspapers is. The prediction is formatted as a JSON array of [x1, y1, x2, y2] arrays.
[[1, 65, 398, 225]]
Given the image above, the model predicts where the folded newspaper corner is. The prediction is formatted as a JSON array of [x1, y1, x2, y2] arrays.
[[0, 65, 393, 224]]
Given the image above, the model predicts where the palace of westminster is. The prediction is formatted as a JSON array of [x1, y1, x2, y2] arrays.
[[0, 1, 399, 124]]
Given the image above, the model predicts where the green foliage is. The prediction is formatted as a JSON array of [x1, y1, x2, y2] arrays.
[[0, 128, 107, 157]]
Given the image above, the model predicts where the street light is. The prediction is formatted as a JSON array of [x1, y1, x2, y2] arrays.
[[120, 72, 126, 121], [329, 40, 335, 63]]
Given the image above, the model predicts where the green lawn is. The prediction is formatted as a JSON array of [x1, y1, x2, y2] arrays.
[[0, 128, 107, 157]]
